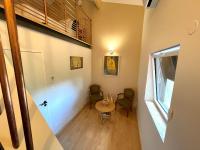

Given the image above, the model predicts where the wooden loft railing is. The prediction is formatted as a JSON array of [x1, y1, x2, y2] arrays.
[[0, 0, 92, 46], [0, 34, 19, 148], [0, 0, 34, 149]]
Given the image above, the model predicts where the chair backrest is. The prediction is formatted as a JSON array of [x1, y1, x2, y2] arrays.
[[124, 88, 135, 101], [90, 84, 101, 95]]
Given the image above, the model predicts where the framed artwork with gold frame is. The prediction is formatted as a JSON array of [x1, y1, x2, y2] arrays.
[[104, 56, 119, 75], [70, 56, 83, 70]]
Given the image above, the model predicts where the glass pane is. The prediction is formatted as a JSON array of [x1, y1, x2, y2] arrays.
[[154, 56, 178, 113]]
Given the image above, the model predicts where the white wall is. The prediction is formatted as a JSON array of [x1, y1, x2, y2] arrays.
[[92, 3, 144, 104], [42, 39, 91, 134], [138, 0, 200, 150], [0, 57, 63, 150], [0, 18, 92, 134]]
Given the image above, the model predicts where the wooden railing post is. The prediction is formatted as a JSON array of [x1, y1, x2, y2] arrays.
[[90, 19, 92, 45], [0, 105, 2, 115], [3, 0, 34, 149], [0, 37, 19, 149], [43, 0, 48, 24], [75, 1, 78, 39], [0, 142, 4, 150], [64, 5, 67, 32]]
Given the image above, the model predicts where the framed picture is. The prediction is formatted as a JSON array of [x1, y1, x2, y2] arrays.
[[70, 56, 83, 70], [104, 56, 119, 75]]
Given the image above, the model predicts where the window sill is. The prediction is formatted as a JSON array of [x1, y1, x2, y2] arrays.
[[145, 100, 167, 142], [154, 99, 168, 121]]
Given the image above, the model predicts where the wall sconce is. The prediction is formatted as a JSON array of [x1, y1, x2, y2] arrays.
[[108, 49, 115, 55]]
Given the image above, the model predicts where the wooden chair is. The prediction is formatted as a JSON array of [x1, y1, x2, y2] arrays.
[[116, 88, 135, 117], [89, 84, 104, 108]]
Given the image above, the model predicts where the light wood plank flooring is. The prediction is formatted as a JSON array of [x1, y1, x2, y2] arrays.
[[57, 105, 141, 150]]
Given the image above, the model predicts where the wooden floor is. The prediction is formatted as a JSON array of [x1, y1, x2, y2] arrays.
[[57, 105, 141, 150]]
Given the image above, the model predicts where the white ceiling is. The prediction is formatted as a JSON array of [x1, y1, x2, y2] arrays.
[[102, 0, 143, 6]]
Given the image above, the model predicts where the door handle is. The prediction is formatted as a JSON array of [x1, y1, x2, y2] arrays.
[[40, 100, 48, 107]]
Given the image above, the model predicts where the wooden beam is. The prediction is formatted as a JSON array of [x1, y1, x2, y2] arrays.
[[3, 0, 34, 149]]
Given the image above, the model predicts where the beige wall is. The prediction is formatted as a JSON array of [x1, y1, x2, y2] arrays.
[[138, 0, 200, 150], [0, 18, 92, 135], [92, 2, 144, 103], [0, 57, 63, 149]]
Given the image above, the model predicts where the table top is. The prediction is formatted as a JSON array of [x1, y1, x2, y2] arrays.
[[95, 100, 115, 113]]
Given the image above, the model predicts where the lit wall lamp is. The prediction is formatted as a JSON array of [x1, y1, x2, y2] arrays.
[[108, 49, 115, 55]]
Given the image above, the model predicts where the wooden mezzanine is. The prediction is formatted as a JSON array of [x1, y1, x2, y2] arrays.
[[0, 0, 92, 46]]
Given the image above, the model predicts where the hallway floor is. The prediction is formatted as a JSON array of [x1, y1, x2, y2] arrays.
[[57, 105, 141, 150]]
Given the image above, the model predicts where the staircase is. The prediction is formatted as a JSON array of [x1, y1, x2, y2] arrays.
[[0, 57, 63, 149], [0, 0, 63, 149]]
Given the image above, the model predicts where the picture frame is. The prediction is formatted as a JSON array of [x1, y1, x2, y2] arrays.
[[70, 56, 83, 70], [104, 56, 119, 75]]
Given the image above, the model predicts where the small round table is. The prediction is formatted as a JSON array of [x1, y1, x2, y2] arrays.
[[95, 100, 115, 123]]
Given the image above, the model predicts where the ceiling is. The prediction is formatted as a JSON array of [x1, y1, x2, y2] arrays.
[[102, 0, 143, 6]]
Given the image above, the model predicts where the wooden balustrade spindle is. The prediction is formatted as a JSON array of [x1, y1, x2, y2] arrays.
[[0, 36, 19, 148], [43, 0, 48, 24], [90, 19, 92, 44], [75, 2, 78, 39], [64, 5, 67, 32], [0, 142, 4, 150], [0, 104, 2, 115], [3, 0, 34, 149]]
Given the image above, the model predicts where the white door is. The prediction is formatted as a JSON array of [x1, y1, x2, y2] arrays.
[[4, 50, 52, 128]]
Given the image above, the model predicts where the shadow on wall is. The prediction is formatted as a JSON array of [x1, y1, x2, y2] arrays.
[[30, 77, 88, 134], [0, 16, 91, 135], [3, 49, 90, 135]]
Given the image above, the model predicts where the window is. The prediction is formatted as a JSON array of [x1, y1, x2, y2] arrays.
[[145, 45, 180, 142], [152, 46, 179, 115]]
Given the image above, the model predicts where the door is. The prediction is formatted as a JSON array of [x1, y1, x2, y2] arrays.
[[4, 49, 52, 127]]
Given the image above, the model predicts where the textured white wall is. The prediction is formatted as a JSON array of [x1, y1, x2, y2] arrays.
[[138, 0, 200, 150]]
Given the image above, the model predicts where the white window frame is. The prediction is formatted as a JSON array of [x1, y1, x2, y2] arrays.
[[151, 45, 180, 121]]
